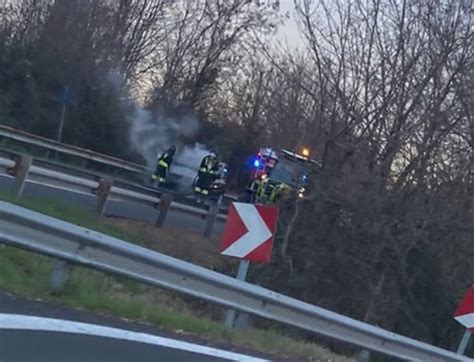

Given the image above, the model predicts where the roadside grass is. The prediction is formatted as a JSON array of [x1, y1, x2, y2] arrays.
[[0, 191, 145, 244], [0, 193, 353, 361]]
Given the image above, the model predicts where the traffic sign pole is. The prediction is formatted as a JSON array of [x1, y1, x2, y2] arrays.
[[457, 329, 471, 355], [224, 260, 250, 328], [220, 202, 277, 329]]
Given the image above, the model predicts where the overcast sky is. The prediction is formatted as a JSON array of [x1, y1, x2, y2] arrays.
[[274, 0, 304, 50]]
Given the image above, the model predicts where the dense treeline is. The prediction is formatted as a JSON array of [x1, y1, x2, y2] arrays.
[[1, 0, 474, 358], [260, 0, 474, 355], [0, 0, 277, 164]]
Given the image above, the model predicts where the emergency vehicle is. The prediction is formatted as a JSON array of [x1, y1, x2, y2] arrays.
[[248, 147, 319, 202]]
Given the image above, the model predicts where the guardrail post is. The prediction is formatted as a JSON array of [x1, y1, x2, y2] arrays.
[[204, 196, 222, 238], [49, 259, 70, 294], [156, 193, 173, 228], [9, 155, 32, 197], [203, 204, 219, 238], [96, 177, 113, 215]]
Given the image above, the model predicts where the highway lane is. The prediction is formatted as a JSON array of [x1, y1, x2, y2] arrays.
[[0, 292, 269, 362], [0, 174, 224, 235], [0, 329, 230, 362]]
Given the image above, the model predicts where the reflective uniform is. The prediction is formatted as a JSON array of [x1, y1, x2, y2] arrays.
[[247, 179, 260, 203], [152, 147, 175, 186], [269, 182, 290, 203], [194, 155, 217, 196], [247, 177, 268, 203]]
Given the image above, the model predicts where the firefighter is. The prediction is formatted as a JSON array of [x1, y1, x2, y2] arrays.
[[208, 161, 223, 196], [246, 174, 268, 203], [194, 152, 217, 196], [246, 178, 259, 203], [152, 145, 176, 186], [269, 182, 290, 204]]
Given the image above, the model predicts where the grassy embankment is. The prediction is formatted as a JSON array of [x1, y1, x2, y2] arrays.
[[0, 191, 352, 361]]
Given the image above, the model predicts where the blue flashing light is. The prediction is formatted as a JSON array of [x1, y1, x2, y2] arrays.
[[254, 159, 261, 168]]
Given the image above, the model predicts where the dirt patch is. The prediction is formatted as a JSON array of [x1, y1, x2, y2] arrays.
[[105, 218, 237, 272]]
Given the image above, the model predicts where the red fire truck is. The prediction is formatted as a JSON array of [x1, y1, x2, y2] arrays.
[[247, 146, 319, 203]]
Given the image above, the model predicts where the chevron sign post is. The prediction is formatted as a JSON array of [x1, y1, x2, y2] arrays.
[[454, 285, 474, 355], [220, 203, 278, 263], [221, 202, 278, 329]]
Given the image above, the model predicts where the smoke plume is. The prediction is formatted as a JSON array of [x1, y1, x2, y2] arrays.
[[105, 72, 209, 192], [128, 105, 200, 169], [174, 143, 210, 171]]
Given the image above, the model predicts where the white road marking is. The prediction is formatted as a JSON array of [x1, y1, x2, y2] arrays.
[[0, 313, 269, 362]]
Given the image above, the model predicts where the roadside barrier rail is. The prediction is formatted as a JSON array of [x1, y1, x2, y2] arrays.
[[0, 201, 468, 362]]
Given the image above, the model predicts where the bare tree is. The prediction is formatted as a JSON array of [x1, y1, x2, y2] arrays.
[[250, 0, 474, 348], [110, 0, 168, 81], [148, 0, 279, 109]]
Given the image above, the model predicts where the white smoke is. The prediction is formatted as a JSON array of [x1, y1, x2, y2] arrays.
[[104, 71, 210, 192], [127, 106, 213, 194], [175, 143, 209, 171], [128, 105, 200, 170], [166, 144, 212, 192]]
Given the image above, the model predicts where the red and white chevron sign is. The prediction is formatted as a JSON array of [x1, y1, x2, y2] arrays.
[[454, 286, 474, 330], [220, 203, 278, 263]]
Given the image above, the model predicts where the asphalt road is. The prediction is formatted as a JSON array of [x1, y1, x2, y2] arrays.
[[0, 292, 268, 362], [0, 174, 224, 235], [0, 330, 229, 362]]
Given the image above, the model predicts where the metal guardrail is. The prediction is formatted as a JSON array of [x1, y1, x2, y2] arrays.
[[0, 125, 240, 202], [0, 125, 146, 173], [0, 147, 225, 210], [0, 156, 227, 220], [0, 201, 468, 362]]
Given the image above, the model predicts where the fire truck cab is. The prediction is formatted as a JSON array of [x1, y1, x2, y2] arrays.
[[247, 147, 319, 203]]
